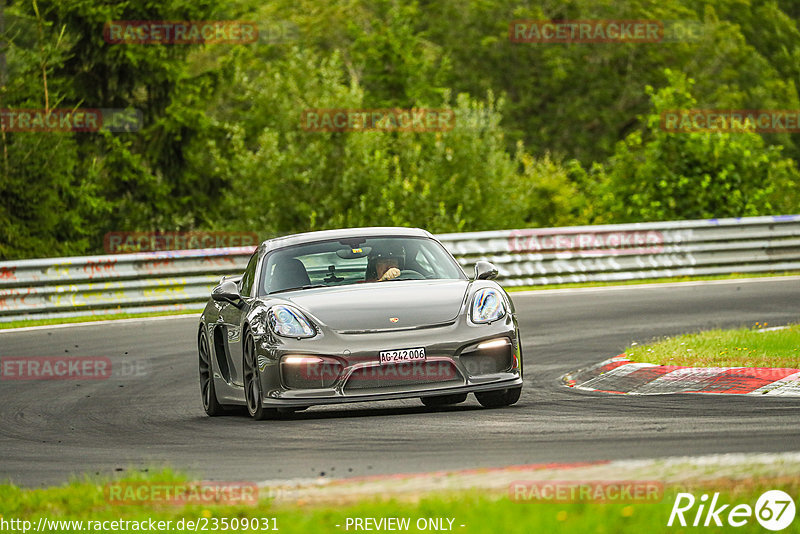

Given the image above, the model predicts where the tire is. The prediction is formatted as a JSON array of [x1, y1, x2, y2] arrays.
[[475, 386, 522, 408], [198, 329, 227, 416], [421, 393, 468, 407], [243, 332, 277, 421]]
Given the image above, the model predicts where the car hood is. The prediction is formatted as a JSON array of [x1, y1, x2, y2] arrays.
[[280, 280, 470, 331]]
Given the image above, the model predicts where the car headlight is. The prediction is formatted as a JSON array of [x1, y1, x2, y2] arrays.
[[470, 288, 506, 324], [268, 305, 316, 338]]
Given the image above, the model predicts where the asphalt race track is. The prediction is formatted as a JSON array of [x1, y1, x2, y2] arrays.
[[2, 277, 800, 487]]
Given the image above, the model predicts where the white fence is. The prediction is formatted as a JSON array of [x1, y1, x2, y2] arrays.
[[1, 214, 799, 322]]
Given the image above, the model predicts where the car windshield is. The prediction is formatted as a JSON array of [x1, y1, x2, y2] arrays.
[[260, 236, 466, 295]]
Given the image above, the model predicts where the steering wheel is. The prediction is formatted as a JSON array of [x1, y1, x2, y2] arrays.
[[395, 269, 425, 280]]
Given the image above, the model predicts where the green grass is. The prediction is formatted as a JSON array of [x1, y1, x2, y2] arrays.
[[2, 471, 799, 533], [0, 309, 199, 330], [626, 323, 800, 368], [506, 270, 800, 292]]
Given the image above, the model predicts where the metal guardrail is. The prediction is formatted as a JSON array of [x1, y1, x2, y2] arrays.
[[443, 214, 800, 286], [1, 214, 799, 322], [0, 247, 254, 322]]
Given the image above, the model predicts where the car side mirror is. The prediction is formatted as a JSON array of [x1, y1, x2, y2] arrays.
[[212, 279, 242, 304], [474, 261, 499, 281]]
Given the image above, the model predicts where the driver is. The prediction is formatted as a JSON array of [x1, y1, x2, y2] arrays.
[[375, 256, 401, 281], [367, 244, 404, 282]]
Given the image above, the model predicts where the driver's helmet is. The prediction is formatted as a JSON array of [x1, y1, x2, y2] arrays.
[[366, 241, 406, 278]]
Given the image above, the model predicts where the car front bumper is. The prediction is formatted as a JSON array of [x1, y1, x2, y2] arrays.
[[253, 314, 523, 407]]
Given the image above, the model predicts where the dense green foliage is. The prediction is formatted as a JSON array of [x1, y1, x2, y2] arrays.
[[1, 0, 799, 259]]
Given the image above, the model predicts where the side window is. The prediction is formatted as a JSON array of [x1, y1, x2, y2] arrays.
[[239, 253, 259, 297]]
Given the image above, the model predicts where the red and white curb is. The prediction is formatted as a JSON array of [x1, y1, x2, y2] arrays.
[[563, 356, 800, 396]]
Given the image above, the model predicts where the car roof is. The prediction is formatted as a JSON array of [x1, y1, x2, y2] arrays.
[[259, 227, 435, 254]]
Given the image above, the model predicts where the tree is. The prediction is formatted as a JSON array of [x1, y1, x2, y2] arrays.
[[0, 0, 109, 259], [594, 69, 800, 223], [194, 48, 529, 235]]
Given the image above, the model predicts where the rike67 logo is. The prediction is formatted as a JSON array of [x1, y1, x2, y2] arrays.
[[668, 490, 796, 531]]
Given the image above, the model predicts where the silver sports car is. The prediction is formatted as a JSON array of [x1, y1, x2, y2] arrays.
[[197, 227, 523, 419]]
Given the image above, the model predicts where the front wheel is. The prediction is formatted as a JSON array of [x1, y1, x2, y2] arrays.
[[243, 332, 277, 421], [475, 386, 521, 408]]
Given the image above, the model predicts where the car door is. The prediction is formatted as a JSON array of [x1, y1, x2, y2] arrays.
[[217, 252, 258, 386]]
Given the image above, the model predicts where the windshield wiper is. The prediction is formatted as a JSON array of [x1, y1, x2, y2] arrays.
[[268, 284, 328, 295]]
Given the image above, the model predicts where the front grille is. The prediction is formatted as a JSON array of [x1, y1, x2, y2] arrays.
[[344, 361, 462, 390]]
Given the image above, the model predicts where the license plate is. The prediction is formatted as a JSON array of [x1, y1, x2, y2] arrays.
[[378, 347, 426, 365]]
